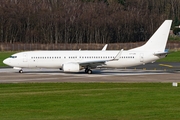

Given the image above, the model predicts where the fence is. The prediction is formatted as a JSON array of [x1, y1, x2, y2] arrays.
[[0, 42, 180, 51]]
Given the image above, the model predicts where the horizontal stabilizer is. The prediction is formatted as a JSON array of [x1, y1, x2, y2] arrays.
[[154, 49, 169, 56], [154, 52, 168, 56]]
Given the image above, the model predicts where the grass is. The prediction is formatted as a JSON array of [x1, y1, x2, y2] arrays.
[[0, 83, 180, 120]]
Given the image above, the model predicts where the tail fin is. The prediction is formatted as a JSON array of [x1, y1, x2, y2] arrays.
[[130, 20, 172, 51]]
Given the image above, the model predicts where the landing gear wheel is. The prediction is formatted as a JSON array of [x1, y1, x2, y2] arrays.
[[85, 68, 92, 74], [19, 70, 23, 73], [87, 69, 92, 74]]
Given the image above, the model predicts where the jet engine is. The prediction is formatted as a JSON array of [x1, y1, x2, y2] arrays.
[[62, 63, 80, 72]]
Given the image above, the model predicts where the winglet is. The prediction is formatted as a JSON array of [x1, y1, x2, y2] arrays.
[[113, 49, 123, 60], [102, 44, 108, 51]]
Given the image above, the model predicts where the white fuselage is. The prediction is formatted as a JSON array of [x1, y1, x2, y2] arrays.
[[3, 50, 161, 69]]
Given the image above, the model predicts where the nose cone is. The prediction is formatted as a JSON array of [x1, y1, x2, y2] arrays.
[[3, 58, 9, 66]]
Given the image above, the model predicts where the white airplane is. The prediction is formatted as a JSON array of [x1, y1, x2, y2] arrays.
[[3, 20, 172, 74]]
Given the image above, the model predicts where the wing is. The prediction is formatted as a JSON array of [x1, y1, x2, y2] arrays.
[[79, 60, 106, 68], [79, 49, 123, 69]]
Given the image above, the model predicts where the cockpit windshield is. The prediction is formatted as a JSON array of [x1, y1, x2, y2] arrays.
[[9, 56, 17, 58]]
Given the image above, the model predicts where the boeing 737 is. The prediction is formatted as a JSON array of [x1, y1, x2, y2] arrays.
[[3, 20, 172, 74]]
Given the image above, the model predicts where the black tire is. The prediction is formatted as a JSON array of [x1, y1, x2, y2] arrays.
[[19, 70, 23, 73], [88, 70, 92, 74]]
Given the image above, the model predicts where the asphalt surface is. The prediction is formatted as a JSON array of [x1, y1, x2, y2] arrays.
[[0, 62, 179, 83]]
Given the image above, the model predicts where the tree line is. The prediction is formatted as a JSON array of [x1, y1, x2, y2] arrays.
[[0, 0, 180, 44]]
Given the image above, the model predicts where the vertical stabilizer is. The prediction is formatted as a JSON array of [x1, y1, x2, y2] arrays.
[[130, 20, 172, 51]]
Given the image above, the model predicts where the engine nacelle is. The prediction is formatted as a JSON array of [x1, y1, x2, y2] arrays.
[[62, 63, 80, 72]]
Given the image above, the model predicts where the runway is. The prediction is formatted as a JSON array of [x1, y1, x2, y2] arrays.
[[0, 67, 179, 83]]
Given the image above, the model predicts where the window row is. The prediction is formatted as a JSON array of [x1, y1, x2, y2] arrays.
[[31, 56, 135, 59], [31, 56, 62, 59], [79, 56, 114, 59]]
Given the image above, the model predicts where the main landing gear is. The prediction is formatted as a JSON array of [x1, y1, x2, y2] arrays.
[[85, 68, 92, 74], [19, 69, 23, 73]]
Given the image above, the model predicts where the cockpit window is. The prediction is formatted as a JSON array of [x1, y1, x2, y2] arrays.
[[9, 56, 17, 58]]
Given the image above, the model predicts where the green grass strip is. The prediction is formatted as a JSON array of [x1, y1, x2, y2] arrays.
[[0, 83, 180, 120]]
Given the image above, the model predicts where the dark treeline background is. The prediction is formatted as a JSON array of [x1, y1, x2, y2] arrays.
[[0, 0, 180, 44]]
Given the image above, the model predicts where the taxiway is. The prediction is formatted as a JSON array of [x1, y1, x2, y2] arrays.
[[0, 67, 179, 83]]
